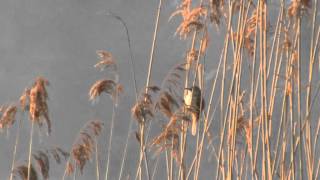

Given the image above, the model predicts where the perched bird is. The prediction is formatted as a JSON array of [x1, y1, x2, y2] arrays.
[[184, 86, 204, 136]]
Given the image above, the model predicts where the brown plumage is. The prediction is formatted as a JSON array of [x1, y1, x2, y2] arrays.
[[184, 86, 204, 136]]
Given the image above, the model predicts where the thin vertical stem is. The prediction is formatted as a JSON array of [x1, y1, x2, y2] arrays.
[[105, 104, 116, 180], [95, 138, 100, 180], [107, 13, 140, 180], [27, 121, 35, 180], [136, 1, 163, 179], [9, 113, 23, 180], [145, 0, 162, 92]]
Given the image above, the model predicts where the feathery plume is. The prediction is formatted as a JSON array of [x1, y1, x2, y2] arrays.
[[65, 120, 103, 175], [28, 77, 51, 135], [20, 88, 30, 112], [170, 1, 207, 39], [209, 0, 224, 25], [94, 50, 117, 72], [13, 164, 38, 180], [132, 95, 154, 124], [0, 105, 18, 129], [150, 109, 191, 165], [155, 91, 179, 118], [89, 79, 123, 102]]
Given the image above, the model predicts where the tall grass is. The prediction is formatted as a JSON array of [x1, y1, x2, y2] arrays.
[[0, 0, 319, 179]]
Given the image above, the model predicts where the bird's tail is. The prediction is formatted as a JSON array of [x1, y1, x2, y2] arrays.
[[191, 112, 198, 136]]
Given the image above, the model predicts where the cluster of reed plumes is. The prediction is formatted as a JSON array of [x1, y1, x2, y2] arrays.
[[128, 0, 320, 179], [12, 147, 69, 180], [0, 77, 71, 180], [0, 71, 107, 180], [64, 120, 103, 176], [1, 0, 320, 179]]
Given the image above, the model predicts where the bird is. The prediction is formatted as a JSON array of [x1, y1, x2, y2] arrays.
[[184, 86, 204, 136]]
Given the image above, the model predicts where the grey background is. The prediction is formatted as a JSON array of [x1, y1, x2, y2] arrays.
[[0, 0, 223, 179], [0, 0, 318, 179]]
